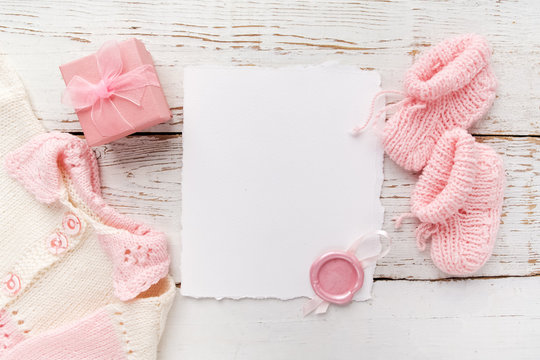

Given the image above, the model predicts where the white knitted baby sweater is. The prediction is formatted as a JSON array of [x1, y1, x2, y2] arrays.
[[0, 56, 174, 359]]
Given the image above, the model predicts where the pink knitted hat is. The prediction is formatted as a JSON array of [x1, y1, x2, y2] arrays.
[[407, 128, 504, 275], [383, 34, 497, 172]]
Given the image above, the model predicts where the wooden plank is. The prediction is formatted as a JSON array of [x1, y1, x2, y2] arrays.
[[94, 135, 540, 280], [0, 0, 538, 135], [157, 277, 540, 360], [0, 1, 536, 356], [93, 135, 183, 272]]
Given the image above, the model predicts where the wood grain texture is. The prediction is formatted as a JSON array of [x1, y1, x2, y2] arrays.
[[94, 135, 540, 280], [158, 277, 540, 360], [0, 0, 539, 135], [0, 1, 538, 358]]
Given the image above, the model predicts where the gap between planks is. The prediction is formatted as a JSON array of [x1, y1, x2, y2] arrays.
[[1, 0, 539, 136], [73, 132, 540, 138], [92, 133, 539, 281], [170, 273, 540, 287]]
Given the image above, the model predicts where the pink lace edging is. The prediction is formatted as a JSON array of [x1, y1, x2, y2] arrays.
[[4, 132, 170, 301]]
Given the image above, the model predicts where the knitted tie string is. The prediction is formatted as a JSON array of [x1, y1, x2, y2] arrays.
[[415, 223, 437, 251], [393, 213, 437, 251], [393, 212, 415, 229]]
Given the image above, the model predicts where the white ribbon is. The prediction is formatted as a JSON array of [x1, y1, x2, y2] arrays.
[[303, 230, 391, 316]]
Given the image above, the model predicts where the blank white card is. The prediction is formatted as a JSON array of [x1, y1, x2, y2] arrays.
[[181, 65, 384, 300]]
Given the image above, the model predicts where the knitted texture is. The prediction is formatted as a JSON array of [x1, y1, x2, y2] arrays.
[[383, 34, 497, 172], [3, 309, 126, 359], [409, 128, 505, 275], [4, 132, 170, 301], [0, 310, 25, 352], [0, 55, 174, 359], [2, 277, 175, 360]]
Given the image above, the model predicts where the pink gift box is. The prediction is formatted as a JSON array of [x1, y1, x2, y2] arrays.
[[60, 38, 171, 147]]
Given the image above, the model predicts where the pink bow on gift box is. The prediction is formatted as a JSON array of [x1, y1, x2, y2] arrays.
[[62, 41, 160, 136]]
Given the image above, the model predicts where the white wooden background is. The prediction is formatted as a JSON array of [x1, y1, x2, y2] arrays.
[[0, 0, 539, 358]]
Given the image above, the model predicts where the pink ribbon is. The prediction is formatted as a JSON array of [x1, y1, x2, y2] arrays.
[[62, 41, 160, 136]]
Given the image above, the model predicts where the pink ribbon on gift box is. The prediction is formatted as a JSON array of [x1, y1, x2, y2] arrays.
[[62, 41, 160, 136]]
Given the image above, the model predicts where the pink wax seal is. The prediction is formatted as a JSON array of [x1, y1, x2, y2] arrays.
[[310, 251, 364, 305], [303, 230, 391, 316]]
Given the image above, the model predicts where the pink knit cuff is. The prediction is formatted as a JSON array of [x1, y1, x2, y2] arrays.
[[0, 310, 25, 354], [404, 34, 492, 101], [99, 230, 169, 301], [2, 309, 126, 360], [4, 132, 170, 301], [411, 128, 478, 224]]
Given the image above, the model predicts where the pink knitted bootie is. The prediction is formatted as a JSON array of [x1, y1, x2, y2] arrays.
[[383, 34, 497, 172], [407, 128, 504, 275]]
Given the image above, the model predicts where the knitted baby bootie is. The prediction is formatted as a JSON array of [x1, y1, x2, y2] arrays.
[[383, 34, 497, 172], [407, 128, 504, 275]]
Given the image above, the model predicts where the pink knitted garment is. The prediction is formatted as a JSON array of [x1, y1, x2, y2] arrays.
[[0, 310, 25, 352], [409, 128, 504, 275], [3, 309, 126, 360], [4, 132, 170, 301], [383, 34, 497, 172], [0, 55, 174, 359], [0, 277, 175, 359]]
